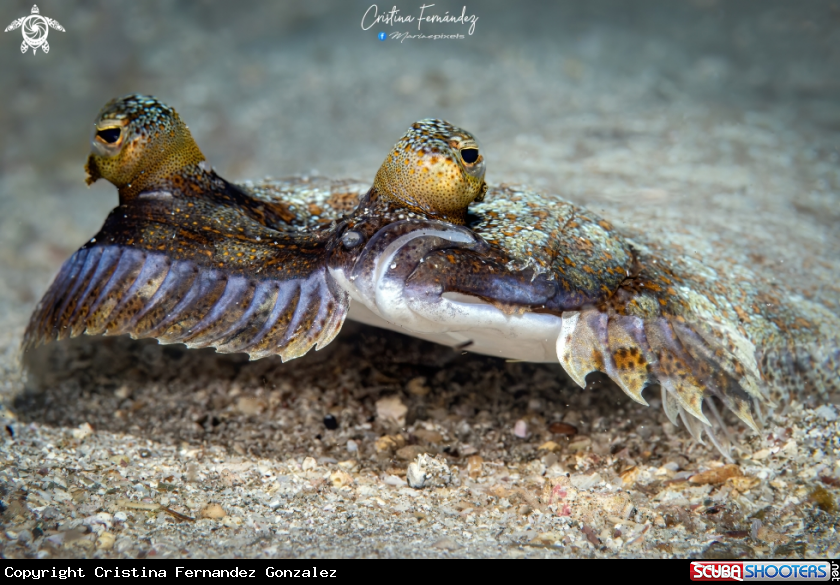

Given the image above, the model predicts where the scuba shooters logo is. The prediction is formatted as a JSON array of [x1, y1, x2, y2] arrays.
[[690, 561, 836, 582]]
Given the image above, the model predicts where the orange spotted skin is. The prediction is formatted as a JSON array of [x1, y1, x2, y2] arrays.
[[85, 95, 299, 227], [84, 95, 205, 202], [24, 96, 839, 455], [372, 119, 487, 224]]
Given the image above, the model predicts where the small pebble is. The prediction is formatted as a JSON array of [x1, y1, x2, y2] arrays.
[[413, 429, 443, 444], [809, 486, 836, 512], [531, 532, 561, 546], [375, 435, 404, 453], [96, 532, 116, 550], [330, 470, 353, 489], [689, 464, 742, 485], [467, 455, 484, 479], [114, 385, 132, 399], [568, 437, 592, 452], [383, 474, 406, 487], [407, 454, 452, 489], [323, 414, 339, 430], [814, 404, 837, 422], [513, 420, 529, 438], [72, 423, 94, 440], [728, 476, 760, 492], [220, 469, 243, 487], [236, 397, 263, 416], [46, 533, 65, 546], [549, 422, 578, 436], [396, 445, 430, 461], [406, 462, 425, 488], [406, 376, 430, 396], [570, 472, 603, 490], [376, 395, 408, 426], [620, 466, 640, 486], [199, 503, 226, 519], [17, 530, 33, 543]]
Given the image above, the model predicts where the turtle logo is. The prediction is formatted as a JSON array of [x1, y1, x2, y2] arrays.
[[5, 5, 64, 55]]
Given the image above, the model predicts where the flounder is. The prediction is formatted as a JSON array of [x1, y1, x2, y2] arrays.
[[24, 95, 840, 458]]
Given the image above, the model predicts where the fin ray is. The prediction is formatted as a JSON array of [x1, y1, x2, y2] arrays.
[[24, 244, 349, 360]]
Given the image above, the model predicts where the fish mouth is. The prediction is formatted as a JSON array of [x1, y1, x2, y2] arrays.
[[328, 219, 564, 362], [333, 219, 562, 332], [330, 219, 488, 335]]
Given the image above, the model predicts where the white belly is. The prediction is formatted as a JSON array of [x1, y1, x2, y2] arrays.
[[345, 290, 562, 363]]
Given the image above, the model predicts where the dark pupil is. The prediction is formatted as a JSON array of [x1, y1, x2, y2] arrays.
[[461, 148, 479, 164], [96, 128, 121, 144]]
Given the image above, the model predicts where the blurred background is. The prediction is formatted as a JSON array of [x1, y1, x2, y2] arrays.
[[1, 0, 839, 378]]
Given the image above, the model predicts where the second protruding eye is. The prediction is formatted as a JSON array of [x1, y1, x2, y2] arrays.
[[96, 127, 122, 144], [460, 148, 479, 164]]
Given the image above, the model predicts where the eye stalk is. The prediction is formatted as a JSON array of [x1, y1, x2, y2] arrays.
[[373, 119, 488, 225], [84, 94, 206, 202]]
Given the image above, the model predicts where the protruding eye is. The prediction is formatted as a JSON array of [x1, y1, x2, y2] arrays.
[[96, 127, 122, 144], [460, 148, 479, 164]]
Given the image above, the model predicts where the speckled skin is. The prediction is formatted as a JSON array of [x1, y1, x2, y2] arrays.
[[25, 96, 840, 455], [28, 96, 350, 362], [373, 119, 487, 224], [258, 176, 840, 449]]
